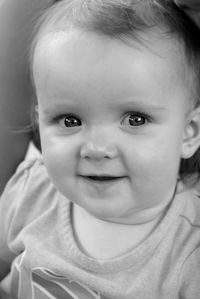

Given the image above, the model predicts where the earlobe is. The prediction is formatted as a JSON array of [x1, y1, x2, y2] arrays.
[[181, 107, 200, 159]]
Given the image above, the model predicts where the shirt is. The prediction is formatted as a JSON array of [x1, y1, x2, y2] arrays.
[[0, 158, 200, 299]]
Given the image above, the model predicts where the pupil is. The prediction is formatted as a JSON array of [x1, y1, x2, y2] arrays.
[[129, 115, 145, 126], [64, 116, 81, 127]]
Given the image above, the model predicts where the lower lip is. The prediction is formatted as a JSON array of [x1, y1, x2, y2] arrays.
[[78, 176, 126, 189]]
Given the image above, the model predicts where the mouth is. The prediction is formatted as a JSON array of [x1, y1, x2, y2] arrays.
[[79, 175, 126, 183]]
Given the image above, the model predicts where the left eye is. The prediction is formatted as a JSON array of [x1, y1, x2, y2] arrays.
[[122, 113, 148, 127]]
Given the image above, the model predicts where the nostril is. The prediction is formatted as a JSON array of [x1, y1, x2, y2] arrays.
[[80, 143, 116, 160], [81, 150, 110, 160]]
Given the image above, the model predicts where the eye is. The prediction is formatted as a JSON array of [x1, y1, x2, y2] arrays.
[[122, 112, 149, 127], [59, 114, 82, 127]]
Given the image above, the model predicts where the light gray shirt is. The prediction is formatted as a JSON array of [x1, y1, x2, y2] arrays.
[[0, 159, 200, 299]]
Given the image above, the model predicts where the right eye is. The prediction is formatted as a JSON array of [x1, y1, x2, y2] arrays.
[[58, 114, 82, 128]]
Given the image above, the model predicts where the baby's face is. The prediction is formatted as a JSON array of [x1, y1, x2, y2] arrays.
[[33, 28, 192, 224]]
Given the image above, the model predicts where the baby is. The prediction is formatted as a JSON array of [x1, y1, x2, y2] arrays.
[[1, 0, 200, 298]]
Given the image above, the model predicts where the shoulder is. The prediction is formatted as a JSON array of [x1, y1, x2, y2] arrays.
[[168, 188, 200, 296], [175, 187, 200, 268], [0, 158, 60, 240], [179, 187, 200, 227], [1, 157, 55, 202], [178, 246, 200, 298], [170, 186, 200, 260]]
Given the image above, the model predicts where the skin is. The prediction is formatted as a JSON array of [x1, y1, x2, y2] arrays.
[[33, 28, 200, 258], [0, 0, 198, 197], [0, 1, 199, 197], [33, 28, 195, 222]]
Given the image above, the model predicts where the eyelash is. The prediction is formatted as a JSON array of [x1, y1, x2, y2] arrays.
[[53, 114, 82, 127], [51, 111, 152, 128], [121, 112, 152, 127]]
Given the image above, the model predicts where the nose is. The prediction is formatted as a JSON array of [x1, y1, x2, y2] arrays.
[[80, 129, 117, 161]]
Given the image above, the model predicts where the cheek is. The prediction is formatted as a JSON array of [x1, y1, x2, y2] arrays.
[[124, 141, 181, 208], [125, 135, 182, 181], [40, 133, 79, 177]]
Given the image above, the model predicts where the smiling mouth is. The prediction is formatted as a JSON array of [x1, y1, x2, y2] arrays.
[[79, 175, 125, 183]]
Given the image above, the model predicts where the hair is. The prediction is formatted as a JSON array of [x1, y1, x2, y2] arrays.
[[30, 0, 200, 185]]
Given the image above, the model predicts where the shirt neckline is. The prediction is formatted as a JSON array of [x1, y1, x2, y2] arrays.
[[59, 186, 188, 274]]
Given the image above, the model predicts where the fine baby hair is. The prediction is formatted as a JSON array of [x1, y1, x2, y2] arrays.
[[2, 0, 200, 298], [30, 0, 200, 185]]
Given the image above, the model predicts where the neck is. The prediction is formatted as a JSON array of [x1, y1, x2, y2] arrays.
[[72, 204, 166, 260]]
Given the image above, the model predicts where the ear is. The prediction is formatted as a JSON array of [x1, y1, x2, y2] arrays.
[[181, 107, 200, 159]]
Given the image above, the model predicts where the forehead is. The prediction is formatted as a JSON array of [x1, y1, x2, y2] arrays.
[[33, 28, 191, 107]]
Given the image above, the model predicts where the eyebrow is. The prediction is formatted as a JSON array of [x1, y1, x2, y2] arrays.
[[41, 98, 167, 115], [113, 99, 167, 112]]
